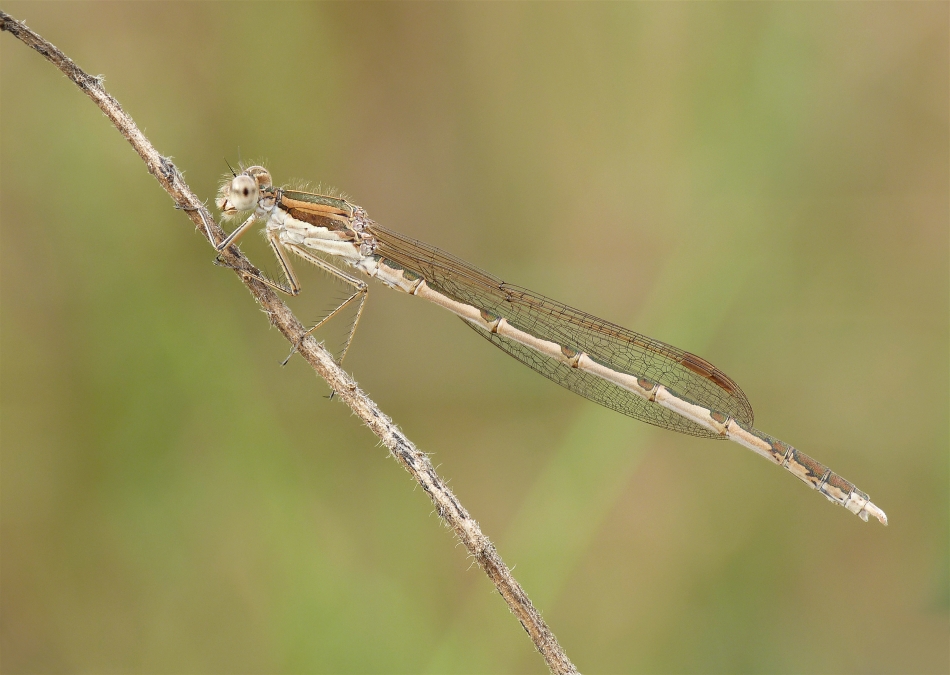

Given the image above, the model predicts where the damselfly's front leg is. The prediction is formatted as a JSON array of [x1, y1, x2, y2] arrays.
[[215, 212, 257, 253], [281, 243, 368, 367]]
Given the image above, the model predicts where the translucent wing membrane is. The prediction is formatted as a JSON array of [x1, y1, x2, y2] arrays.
[[211, 169, 884, 523], [369, 224, 754, 437]]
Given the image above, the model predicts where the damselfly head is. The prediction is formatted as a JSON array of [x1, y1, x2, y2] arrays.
[[216, 165, 272, 216]]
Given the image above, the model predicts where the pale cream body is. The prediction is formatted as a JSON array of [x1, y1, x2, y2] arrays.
[[253, 195, 886, 526]]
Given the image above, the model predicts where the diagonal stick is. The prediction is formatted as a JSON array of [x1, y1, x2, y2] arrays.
[[0, 10, 577, 675]]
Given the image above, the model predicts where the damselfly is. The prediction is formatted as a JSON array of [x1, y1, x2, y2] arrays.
[[214, 165, 887, 525]]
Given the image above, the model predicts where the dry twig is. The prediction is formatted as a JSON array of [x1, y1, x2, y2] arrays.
[[0, 10, 577, 675]]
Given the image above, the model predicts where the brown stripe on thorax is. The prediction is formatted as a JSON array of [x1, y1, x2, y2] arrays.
[[279, 192, 352, 228], [279, 191, 351, 216], [283, 207, 353, 233]]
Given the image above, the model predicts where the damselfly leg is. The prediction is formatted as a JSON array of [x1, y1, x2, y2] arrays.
[[280, 243, 367, 366], [215, 208, 368, 367]]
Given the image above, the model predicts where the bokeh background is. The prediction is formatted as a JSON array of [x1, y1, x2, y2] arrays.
[[2, 3, 947, 673]]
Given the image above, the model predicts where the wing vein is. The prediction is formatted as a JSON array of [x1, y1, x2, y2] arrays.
[[369, 223, 754, 435]]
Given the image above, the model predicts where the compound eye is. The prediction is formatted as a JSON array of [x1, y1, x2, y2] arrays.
[[228, 174, 260, 211]]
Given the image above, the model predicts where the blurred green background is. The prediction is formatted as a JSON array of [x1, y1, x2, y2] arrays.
[[2, 3, 947, 673]]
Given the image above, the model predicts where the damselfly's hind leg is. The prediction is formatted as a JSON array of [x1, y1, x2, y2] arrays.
[[280, 243, 368, 367]]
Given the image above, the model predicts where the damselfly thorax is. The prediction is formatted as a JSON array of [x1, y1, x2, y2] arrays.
[[214, 164, 887, 526]]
